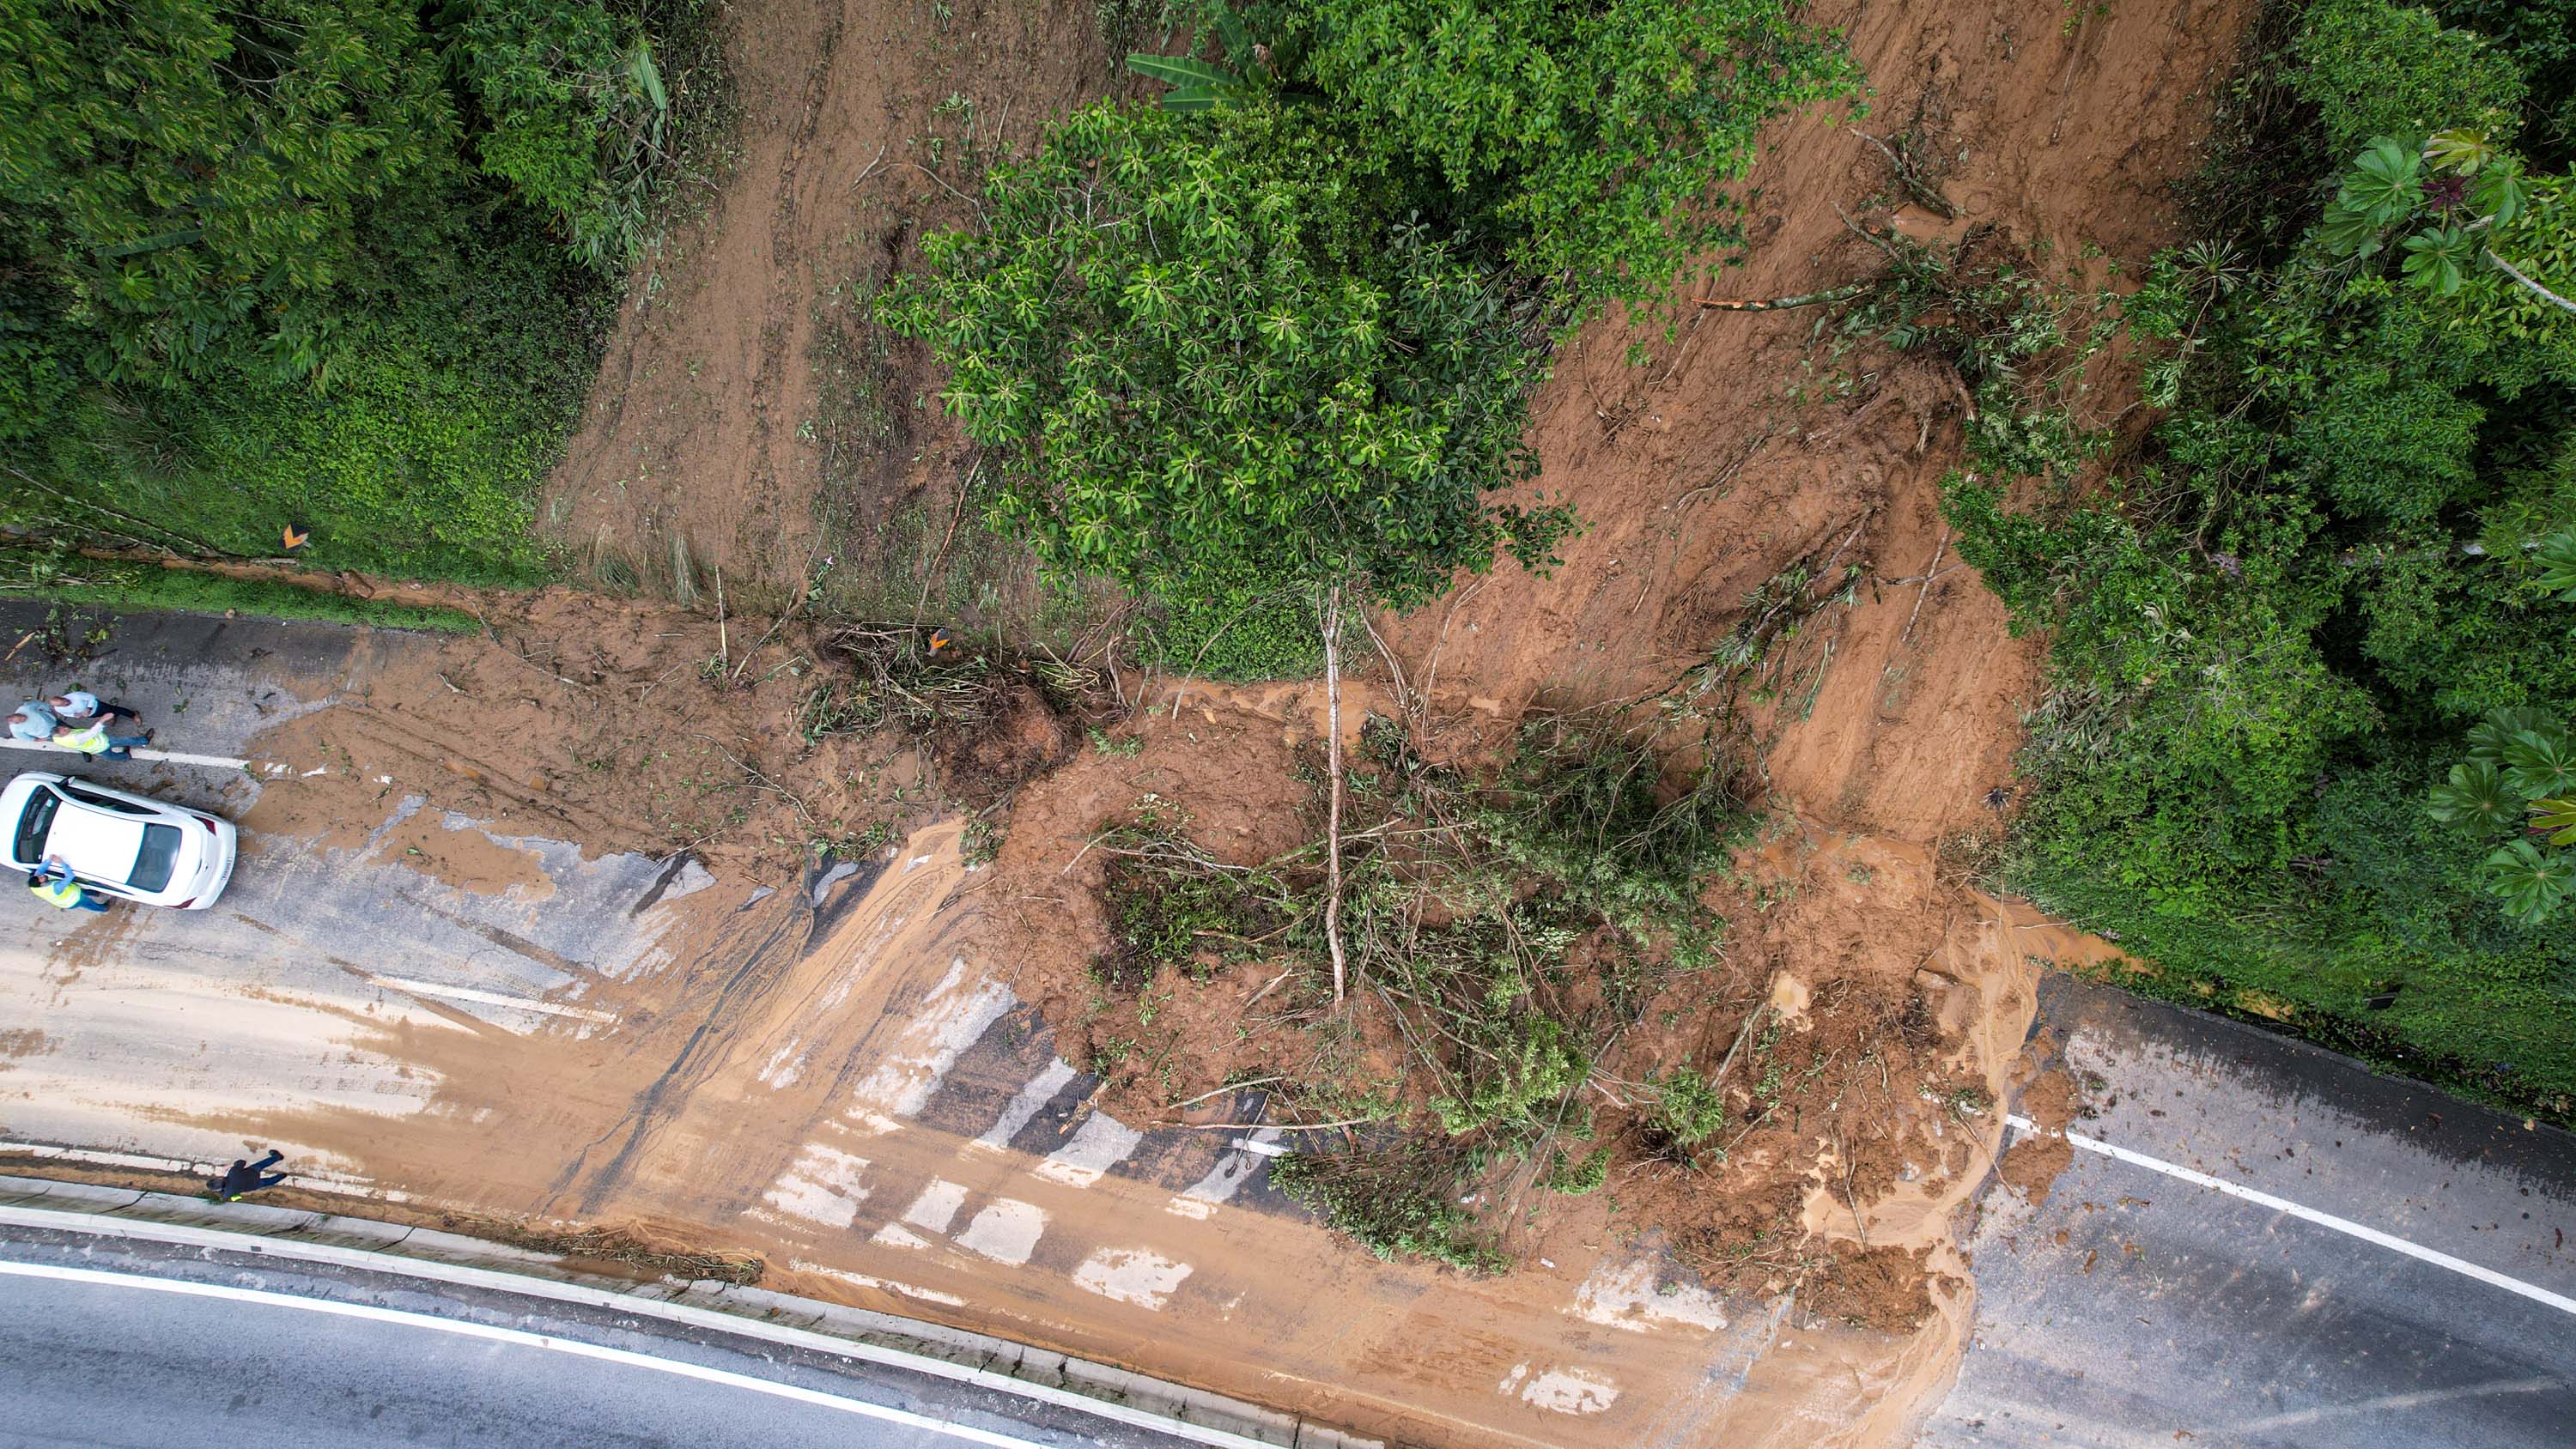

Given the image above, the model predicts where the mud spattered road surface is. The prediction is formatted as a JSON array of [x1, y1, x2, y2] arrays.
[[1932, 978, 2576, 1447], [0, 609, 1952, 1449]]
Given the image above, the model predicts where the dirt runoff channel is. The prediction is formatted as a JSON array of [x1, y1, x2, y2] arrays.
[[91, 0, 2258, 1444]]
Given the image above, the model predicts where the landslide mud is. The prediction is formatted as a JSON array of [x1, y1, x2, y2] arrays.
[[13, 0, 2266, 1442]]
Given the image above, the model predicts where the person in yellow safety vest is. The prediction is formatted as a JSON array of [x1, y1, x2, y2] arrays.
[[27, 856, 106, 913], [52, 717, 149, 760]]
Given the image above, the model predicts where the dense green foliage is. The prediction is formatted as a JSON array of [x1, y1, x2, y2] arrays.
[[0, 0, 712, 586], [886, 0, 1854, 666], [1944, 0, 2576, 1113], [878, 103, 1570, 616], [1273, 0, 1856, 312]]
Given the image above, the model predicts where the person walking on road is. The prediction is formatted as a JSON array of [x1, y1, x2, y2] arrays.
[[27, 856, 106, 913], [208, 1151, 289, 1201], [52, 716, 151, 761], [48, 690, 138, 727], [7, 702, 58, 743]]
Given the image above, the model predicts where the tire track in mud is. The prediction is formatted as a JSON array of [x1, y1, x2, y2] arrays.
[[550, 894, 817, 1215]]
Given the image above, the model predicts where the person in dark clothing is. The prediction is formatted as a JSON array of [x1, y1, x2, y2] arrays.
[[208, 1150, 289, 1200]]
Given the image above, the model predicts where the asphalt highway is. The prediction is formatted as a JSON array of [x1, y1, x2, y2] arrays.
[[0, 1222, 1206, 1449], [1923, 976, 2576, 1447]]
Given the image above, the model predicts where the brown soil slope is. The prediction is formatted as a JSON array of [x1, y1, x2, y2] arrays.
[[1387, 0, 2247, 844], [541, 0, 1123, 597]]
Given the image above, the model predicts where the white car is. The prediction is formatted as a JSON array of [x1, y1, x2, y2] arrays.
[[4, 771, 238, 910]]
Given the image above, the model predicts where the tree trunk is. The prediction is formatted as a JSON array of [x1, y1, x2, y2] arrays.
[[1321, 584, 1349, 1003]]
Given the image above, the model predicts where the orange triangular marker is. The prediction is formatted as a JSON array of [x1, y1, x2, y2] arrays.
[[927, 629, 951, 655], [283, 525, 309, 549]]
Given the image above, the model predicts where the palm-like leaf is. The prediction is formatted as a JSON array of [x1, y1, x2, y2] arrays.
[[2423, 129, 2496, 175], [2467, 706, 2557, 761], [2337, 137, 2424, 226], [2532, 530, 2576, 601], [2503, 729, 2576, 798], [2531, 797, 2576, 847], [2401, 226, 2473, 295], [2429, 759, 2520, 828], [1127, 54, 1236, 88], [2482, 839, 2573, 926]]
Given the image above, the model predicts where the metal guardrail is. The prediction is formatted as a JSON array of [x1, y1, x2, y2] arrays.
[[0, 1172, 1379, 1449]]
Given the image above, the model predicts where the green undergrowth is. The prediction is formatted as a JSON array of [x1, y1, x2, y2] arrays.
[[3, 0, 733, 591], [0, 550, 479, 634], [1090, 714, 1752, 1269]]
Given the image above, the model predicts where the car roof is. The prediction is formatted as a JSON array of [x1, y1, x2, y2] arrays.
[[45, 798, 148, 879]]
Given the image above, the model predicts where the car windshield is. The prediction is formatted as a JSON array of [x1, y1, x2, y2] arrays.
[[12, 787, 58, 867], [130, 822, 181, 893]]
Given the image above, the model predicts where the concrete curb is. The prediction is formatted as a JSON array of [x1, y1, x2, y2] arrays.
[[0, 1173, 1378, 1449]]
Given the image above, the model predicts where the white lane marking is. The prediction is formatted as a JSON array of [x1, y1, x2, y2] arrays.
[[1031, 1113, 1143, 1189], [1496, 1363, 1619, 1416], [953, 1199, 1047, 1266], [846, 961, 1015, 1133], [758, 1039, 807, 1090], [871, 1224, 934, 1251], [0, 739, 252, 771], [788, 1258, 969, 1309], [1168, 1127, 1280, 1218], [2231, 1377, 2565, 1432], [1569, 1258, 1730, 1333], [0, 1204, 1340, 1449], [900, 1179, 969, 1234], [970, 1059, 1077, 1155], [1071, 1247, 1193, 1310], [757, 1145, 872, 1229], [2007, 1115, 2576, 1319], [367, 975, 614, 1024], [0, 1260, 1049, 1449]]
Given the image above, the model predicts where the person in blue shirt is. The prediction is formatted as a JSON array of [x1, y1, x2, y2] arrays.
[[7, 701, 58, 743]]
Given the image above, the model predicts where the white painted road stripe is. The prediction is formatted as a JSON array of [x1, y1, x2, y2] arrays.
[[2230, 1377, 2563, 1432], [1032, 1113, 1143, 1189], [368, 974, 615, 1024], [972, 1059, 1077, 1153], [0, 1260, 1052, 1449], [2007, 1115, 2576, 1319], [0, 1204, 1310, 1449], [0, 737, 252, 771]]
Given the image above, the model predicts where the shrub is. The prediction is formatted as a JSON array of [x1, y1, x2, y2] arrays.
[[878, 100, 1574, 618], [2293, 0, 2526, 153], [1273, 0, 1858, 312]]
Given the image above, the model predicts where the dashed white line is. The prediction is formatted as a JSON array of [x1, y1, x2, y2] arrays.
[[971, 1059, 1077, 1154], [0, 1260, 1054, 1449], [2007, 1115, 2576, 1319], [0, 737, 253, 771], [368, 975, 614, 1024], [1032, 1113, 1142, 1189], [2230, 1377, 2564, 1432]]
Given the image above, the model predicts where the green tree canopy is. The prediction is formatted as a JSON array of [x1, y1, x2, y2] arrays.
[[1266, 0, 1856, 312], [0, 0, 457, 385], [878, 101, 1573, 613]]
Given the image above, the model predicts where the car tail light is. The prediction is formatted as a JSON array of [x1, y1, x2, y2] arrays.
[[199, 816, 218, 835], [172, 898, 196, 909]]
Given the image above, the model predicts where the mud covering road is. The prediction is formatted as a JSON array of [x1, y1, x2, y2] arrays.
[[0, 609, 1955, 1449], [6, 609, 2573, 1448]]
